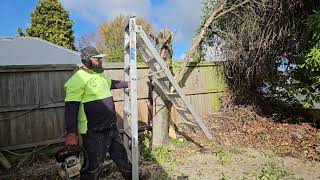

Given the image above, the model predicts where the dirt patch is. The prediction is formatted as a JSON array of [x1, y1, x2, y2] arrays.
[[136, 140, 320, 180]]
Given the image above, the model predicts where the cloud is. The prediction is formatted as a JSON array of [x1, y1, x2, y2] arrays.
[[61, 0, 202, 45], [151, 0, 201, 44], [61, 0, 151, 24]]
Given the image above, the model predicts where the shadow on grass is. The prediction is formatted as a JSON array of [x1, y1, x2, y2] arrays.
[[138, 132, 190, 180]]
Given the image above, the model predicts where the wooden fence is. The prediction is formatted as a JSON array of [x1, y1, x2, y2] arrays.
[[0, 62, 225, 150]]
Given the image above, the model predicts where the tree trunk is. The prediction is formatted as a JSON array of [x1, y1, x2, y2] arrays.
[[152, 82, 170, 147]]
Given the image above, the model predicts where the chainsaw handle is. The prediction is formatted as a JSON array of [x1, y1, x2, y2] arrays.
[[55, 145, 89, 172], [79, 146, 89, 172]]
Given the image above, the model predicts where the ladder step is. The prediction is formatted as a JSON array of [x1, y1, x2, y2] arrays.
[[125, 43, 129, 50], [124, 109, 131, 116], [157, 75, 169, 81], [182, 121, 198, 127], [124, 65, 130, 71], [165, 92, 180, 97], [123, 129, 132, 138], [132, 21, 213, 139], [175, 107, 189, 112], [145, 58, 157, 64]]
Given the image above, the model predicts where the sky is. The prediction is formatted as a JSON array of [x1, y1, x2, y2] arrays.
[[0, 0, 203, 60]]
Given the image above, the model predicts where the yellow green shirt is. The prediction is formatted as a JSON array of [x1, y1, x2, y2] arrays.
[[64, 69, 113, 134]]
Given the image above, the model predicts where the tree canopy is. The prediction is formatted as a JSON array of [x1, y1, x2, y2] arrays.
[[97, 15, 154, 62], [19, 0, 75, 50]]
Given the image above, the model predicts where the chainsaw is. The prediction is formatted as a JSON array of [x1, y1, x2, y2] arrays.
[[55, 145, 88, 179]]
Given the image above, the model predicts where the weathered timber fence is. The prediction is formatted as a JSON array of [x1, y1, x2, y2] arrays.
[[0, 62, 225, 150]]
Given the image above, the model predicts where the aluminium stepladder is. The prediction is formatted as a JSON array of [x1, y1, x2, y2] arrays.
[[123, 17, 213, 180]]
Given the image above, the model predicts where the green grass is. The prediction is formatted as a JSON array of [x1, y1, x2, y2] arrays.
[[214, 147, 231, 165], [220, 172, 230, 180], [170, 138, 185, 147], [140, 135, 155, 162], [243, 162, 295, 180], [257, 163, 293, 180], [152, 145, 174, 163], [139, 136, 176, 163]]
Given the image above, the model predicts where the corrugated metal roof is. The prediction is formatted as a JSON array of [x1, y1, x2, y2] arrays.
[[0, 37, 80, 65]]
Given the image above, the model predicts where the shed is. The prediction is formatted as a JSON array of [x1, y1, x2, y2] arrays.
[[0, 37, 80, 65]]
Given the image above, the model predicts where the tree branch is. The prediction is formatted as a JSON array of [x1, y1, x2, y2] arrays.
[[174, 0, 252, 86]]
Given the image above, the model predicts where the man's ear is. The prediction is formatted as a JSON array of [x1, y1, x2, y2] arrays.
[[83, 58, 92, 69], [88, 59, 93, 68]]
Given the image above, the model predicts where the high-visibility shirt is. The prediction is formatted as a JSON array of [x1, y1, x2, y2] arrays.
[[64, 69, 113, 134]]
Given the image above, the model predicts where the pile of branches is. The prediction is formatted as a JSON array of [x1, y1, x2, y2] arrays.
[[203, 0, 320, 103], [187, 105, 320, 160]]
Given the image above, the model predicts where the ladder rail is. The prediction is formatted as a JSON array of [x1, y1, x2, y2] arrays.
[[136, 26, 213, 139], [124, 17, 139, 180], [138, 45, 202, 127], [123, 17, 213, 180], [129, 18, 139, 180], [123, 31, 131, 160]]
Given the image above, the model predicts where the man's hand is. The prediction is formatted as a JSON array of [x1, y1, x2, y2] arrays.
[[127, 81, 131, 89], [65, 132, 78, 146]]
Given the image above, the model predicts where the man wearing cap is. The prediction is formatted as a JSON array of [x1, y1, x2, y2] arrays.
[[63, 46, 132, 180]]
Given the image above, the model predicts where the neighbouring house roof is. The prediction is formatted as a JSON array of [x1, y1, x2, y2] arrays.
[[0, 37, 80, 65]]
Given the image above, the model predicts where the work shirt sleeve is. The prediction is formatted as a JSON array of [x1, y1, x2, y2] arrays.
[[111, 80, 129, 89], [64, 72, 86, 133], [102, 73, 128, 89], [64, 102, 80, 133]]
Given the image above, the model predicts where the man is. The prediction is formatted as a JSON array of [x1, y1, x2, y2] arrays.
[[64, 46, 132, 180]]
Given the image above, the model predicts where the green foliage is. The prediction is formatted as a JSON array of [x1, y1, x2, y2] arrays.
[[106, 48, 124, 62], [285, 10, 320, 108], [139, 135, 176, 163], [199, 0, 219, 35], [170, 138, 185, 147], [171, 59, 182, 75], [306, 10, 320, 42], [140, 135, 155, 162], [214, 147, 231, 165], [97, 15, 154, 62], [17, 27, 24, 37], [20, 0, 75, 50], [257, 163, 292, 180], [152, 145, 173, 163], [242, 163, 294, 180]]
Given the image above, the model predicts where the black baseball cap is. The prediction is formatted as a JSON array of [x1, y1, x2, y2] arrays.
[[80, 46, 106, 63]]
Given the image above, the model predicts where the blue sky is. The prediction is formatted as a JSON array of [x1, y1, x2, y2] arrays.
[[0, 0, 202, 60]]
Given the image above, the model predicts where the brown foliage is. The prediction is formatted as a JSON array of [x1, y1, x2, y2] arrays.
[[187, 105, 320, 160]]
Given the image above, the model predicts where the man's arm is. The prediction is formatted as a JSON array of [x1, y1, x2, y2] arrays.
[[63, 72, 85, 145], [64, 101, 80, 146], [111, 80, 129, 89], [64, 101, 80, 133]]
